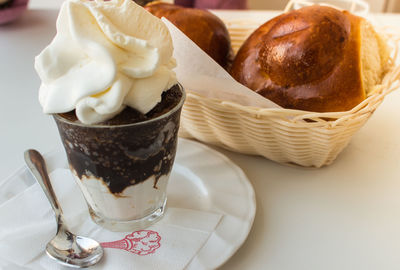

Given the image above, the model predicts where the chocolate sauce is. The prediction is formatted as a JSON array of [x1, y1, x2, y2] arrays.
[[54, 85, 184, 194]]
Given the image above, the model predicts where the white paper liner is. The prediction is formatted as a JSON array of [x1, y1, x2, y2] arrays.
[[162, 18, 281, 109]]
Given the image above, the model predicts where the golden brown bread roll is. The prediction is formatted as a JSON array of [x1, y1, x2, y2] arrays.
[[145, 2, 231, 68], [230, 5, 389, 112]]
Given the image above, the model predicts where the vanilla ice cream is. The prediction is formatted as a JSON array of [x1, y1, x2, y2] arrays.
[[35, 0, 177, 124]]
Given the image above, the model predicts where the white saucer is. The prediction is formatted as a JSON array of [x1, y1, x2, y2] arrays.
[[0, 138, 256, 269], [172, 139, 256, 269]]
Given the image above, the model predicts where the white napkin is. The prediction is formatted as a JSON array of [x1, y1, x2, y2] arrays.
[[162, 18, 281, 109], [0, 168, 222, 270]]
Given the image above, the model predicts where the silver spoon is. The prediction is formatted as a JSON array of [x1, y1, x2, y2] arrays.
[[24, 149, 103, 268]]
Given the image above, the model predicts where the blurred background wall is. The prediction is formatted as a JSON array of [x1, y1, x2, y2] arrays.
[[247, 0, 388, 12], [28, 0, 396, 12]]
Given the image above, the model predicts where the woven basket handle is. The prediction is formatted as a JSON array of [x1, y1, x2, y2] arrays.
[[378, 30, 400, 96], [283, 0, 369, 14]]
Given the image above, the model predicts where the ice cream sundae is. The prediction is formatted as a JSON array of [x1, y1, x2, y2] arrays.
[[34, 0, 185, 231]]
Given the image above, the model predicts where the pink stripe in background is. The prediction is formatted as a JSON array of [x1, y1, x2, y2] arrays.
[[0, 0, 29, 25], [174, 0, 248, 9]]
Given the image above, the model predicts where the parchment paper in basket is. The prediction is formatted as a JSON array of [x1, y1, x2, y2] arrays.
[[162, 18, 281, 109]]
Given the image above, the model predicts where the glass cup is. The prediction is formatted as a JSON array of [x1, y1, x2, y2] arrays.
[[53, 84, 185, 232]]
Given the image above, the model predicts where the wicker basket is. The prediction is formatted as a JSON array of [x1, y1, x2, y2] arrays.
[[179, 17, 400, 168]]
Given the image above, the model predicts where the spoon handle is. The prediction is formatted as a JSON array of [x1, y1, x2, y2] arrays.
[[24, 149, 64, 221]]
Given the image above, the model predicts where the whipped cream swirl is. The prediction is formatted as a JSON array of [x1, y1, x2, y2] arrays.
[[35, 0, 177, 124]]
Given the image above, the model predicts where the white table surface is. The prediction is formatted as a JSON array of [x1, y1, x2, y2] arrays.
[[2, 9, 400, 270]]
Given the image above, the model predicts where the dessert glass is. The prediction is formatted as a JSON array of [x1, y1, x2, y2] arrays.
[[53, 84, 185, 232]]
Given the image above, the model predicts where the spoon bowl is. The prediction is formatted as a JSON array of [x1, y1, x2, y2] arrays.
[[46, 233, 103, 268], [24, 149, 104, 268]]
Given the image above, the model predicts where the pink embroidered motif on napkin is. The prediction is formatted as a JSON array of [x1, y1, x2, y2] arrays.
[[101, 230, 161, 256]]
